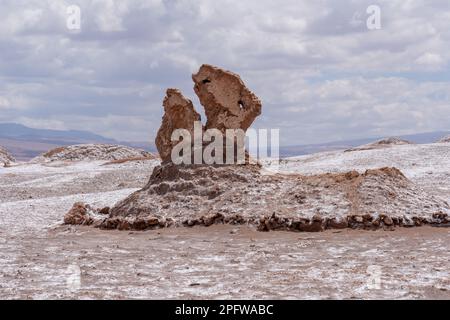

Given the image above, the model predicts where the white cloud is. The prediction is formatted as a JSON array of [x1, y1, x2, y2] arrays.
[[415, 52, 444, 68], [94, 0, 128, 32], [0, 97, 11, 109]]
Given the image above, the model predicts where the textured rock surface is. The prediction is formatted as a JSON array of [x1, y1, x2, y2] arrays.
[[64, 202, 94, 226], [155, 89, 202, 163], [0, 146, 15, 166], [346, 137, 413, 152], [438, 135, 450, 143], [155, 64, 261, 163], [67, 165, 449, 231], [32, 144, 155, 163], [193, 64, 262, 132]]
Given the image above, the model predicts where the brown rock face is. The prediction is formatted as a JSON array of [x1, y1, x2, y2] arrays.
[[64, 202, 93, 226], [155, 88, 201, 163], [192, 64, 262, 132], [155, 65, 262, 163]]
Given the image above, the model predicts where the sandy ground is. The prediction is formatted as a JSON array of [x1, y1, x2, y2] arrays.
[[0, 144, 449, 299], [1, 225, 449, 299]]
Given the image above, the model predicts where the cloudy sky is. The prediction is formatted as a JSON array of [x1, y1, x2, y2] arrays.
[[0, 0, 449, 145]]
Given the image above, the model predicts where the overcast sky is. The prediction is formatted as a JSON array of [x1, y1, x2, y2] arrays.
[[0, 0, 449, 145]]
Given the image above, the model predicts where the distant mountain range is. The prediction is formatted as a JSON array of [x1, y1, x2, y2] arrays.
[[0, 122, 448, 161], [279, 131, 450, 157], [0, 123, 117, 144]]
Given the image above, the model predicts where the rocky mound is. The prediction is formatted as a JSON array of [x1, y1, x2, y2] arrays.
[[32, 144, 155, 163], [437, 135, 450, 143], [65, 164, 449, 231], [63, 65, 449, 232], [0, 146, 15, 166], [346, 137, 413, 152]]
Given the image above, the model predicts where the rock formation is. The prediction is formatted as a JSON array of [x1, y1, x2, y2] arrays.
[[0, 146, 15, 167], [192, 64, 262, 133], [155, 89, 201, 163], [32, 144, 155, 163], [437, 135, 450, 143], [346, 137, 413, 152], [65, 164, 450, 231], [63, 65, 450, 232], [64, 202, 95, 226], [155, 64, 262, 164]]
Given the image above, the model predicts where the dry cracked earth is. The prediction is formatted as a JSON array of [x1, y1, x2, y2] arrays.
[[1, 143, 450, 299]]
